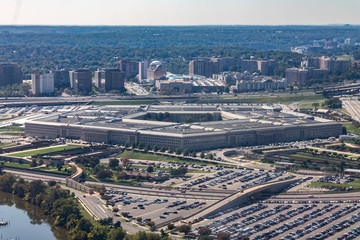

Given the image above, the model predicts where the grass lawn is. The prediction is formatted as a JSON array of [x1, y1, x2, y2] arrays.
[[0, 142, 16, 148], [308, 179, 360, 191], [198, 94, 326, 105], [92, 100, 154, 106], [336, 55, 355, 61], [4, 162, 31, 169], [0, 125, 24, 132], [9, 145, 80, 157], [116, 150, 168, 161], [343, 123, 360, 135]]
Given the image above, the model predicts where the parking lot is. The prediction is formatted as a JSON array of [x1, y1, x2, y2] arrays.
[[105, 190, 217, 225], [193, 199, 360, 240], [180, 168, 291, 191]]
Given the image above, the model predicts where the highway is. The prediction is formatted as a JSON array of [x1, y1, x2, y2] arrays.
[[3, 168, 228, 200], [342, 97, 360, 122]]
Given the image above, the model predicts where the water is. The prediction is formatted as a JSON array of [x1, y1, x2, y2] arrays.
[[0, 192, 71, 240]]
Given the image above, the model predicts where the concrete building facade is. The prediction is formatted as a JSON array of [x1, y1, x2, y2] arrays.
[[0, 63, 23, 87]]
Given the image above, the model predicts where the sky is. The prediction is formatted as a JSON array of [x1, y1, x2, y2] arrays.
[[0, 0, 359, 26]]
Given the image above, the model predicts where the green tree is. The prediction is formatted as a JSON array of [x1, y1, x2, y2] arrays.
[[30, 159, 38, 167], [147, 166, 154, 173], [178, 224, 191, 235], [108, 227, 126, 240], [88, 225, 109, 240], [167, 223, 175, 230], [200, 152, 205, 158], [198, 227, 212, 236], [109, 159, 119, 169], [175, 148, 181, 155], [153, 145, 159, 152], [216, 232, 231, 240], [182, 148, 189, 156]]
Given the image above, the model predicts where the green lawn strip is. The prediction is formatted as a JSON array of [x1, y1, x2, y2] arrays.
[[336, 55, 355, 61], [198, 94, 326, 104], [116, 150, 235, 167], [308, 179, 360, 191], [343, 123, 360, 135], [91, 100, 154, 106], [4, 162, 31, 169], [116, 150, 168, 161], [0, 125, 24, 132], [0, 132, 23, 136], [37, 166, 71, 175], [9, 145, 80, 157], [0, 142, 16, 147]]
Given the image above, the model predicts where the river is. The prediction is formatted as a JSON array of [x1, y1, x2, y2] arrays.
[[0, 192, 71, 240]]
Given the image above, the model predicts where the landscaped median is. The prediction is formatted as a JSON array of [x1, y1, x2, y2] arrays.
[[7, 145, 81, 157]]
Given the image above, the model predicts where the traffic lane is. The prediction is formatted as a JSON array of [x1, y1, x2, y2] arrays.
[[96, 181, 227, 200], [4, 169, 67, 183]]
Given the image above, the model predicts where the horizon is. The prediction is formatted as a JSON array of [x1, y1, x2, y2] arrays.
[[1, 0, 359, 26]]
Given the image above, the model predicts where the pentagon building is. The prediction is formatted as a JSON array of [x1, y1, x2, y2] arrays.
[[25, 104, 342, 151]]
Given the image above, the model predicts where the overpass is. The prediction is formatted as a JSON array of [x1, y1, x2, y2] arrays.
[[319, 83, 360, 96], [185, 178, 299, 224]]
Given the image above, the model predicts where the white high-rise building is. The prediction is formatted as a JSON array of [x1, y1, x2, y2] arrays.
[[139, 60, 149, 83], [32, 73, 54, 95], [40, 73, 54, 94]]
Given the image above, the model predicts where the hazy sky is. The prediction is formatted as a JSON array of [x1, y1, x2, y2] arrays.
[[1, 0, 359, 26]]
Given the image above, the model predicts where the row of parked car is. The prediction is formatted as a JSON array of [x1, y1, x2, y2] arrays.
[[336, 226, 360, 240], [182, 170, 233, 188], [277, 204, 360, 240], [254, 204, 340, 240], [308, 212, 360, 240], [206, 205, 291, 236]]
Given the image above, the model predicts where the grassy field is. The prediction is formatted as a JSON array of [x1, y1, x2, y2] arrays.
[[336, 55, 355, 61], [0, 125, 24, 132], [116, 150, 168, 161], [4, 162, 31, 169], [197, 94, 326, 105], [9, 145, 80, 157], [116, 150, 233, 167], [298, 101, 327, 109], [308, 179, 360, 191], [343, 122, 360, 135], [0, 142, 16, 147], [92, 100, 154, 106]]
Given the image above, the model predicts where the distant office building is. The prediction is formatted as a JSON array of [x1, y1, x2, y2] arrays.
[[147, 61, 167, 81], [155, 79, 193, 92], [236, 78, 287, 92], [94, 69, 105, 88], [189, 57, 235, 77], [240, 60, 258, 73], [70, 69, 92, 93], [303, 56, 350, 74], [139, 60, 149, 82], [286, 67, 329, 86], [192, 78, 226, 92], [258, 60, 277, 75], [105, 69, 125, 92], [31, 73, 40, 96], [51, 69, 70, 89], [240, 59, 277, 75], [352, 60, 360, 68], [117, 60, 139, 79], [0, 63, 23, 87], [31, 73, 54, 95]]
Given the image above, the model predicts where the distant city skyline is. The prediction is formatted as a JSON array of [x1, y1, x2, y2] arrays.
[[0, 0, 359, 26]]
